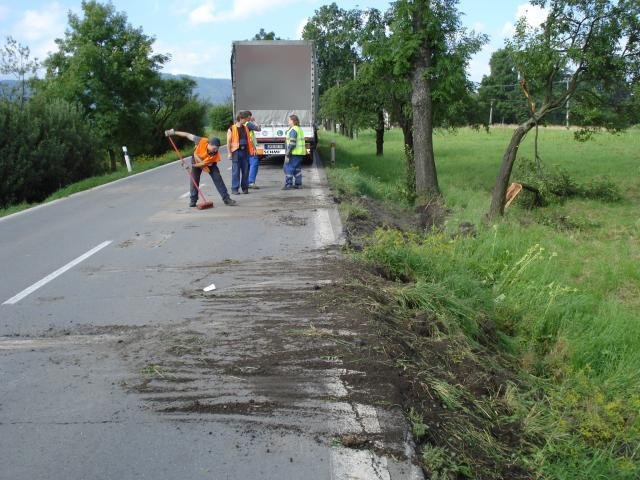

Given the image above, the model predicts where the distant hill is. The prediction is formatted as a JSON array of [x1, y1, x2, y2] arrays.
[[1, 75, 231, 105], [161, 73, 231, 105], [0, 80, 31, 100]]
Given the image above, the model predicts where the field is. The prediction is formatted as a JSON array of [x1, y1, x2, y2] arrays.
[[319, 126, 640, 478]]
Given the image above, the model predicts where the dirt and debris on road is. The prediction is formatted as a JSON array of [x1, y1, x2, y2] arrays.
[[93, 247, 422, 474]]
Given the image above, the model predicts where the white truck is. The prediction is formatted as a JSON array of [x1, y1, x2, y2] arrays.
[[230, 40, 318, 162]]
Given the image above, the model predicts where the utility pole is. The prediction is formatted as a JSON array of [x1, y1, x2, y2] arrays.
[[565, 79, 570, 129], [489, 99, 494, 126], [353, 61, 357, 79]]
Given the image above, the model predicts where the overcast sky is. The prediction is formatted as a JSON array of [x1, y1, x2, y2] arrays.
[[0, 0, 548, 82]]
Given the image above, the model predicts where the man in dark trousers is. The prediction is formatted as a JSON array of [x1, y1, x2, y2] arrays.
[[165, 129, 237, 207], [226, 111, 259, 194]]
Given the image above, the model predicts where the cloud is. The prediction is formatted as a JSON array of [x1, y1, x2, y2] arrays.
[[188, 0, 299, 24], [9, 2, 67, 63], [155, 39, 231, 78], [467, 43, 494, 83], [0, 5, 10, 22], [188, 1, 217, 24], [473, 22, 486, 34], [502, 3, 548, 37], [296, 17, 309, 40]]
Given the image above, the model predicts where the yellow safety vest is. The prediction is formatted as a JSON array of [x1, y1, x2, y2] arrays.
[[286, 126, 306, 155]]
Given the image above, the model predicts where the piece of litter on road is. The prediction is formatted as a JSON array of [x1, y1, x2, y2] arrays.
[[203, 283, 216, 292]]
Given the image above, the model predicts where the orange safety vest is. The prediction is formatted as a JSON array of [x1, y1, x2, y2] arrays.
[[228, 124, 256, 155], [194, 138, 221, 173]]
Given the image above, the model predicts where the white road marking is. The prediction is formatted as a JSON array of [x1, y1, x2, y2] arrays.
[[2, 240, 112, 305], [310, 163, 337, 247]]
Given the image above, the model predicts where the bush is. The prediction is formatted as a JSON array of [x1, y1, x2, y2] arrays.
[[209, 103, 233, 131], [512, 157, 622, 207], [0, 98, 100, 207]]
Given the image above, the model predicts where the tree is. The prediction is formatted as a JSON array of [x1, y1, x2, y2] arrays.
[[143, 76, 206, 154], [39, 1, 168, 170], [252, 29, 280, 41], [387, 0, 486, 198], [477, 49, 525, 125], [0, 97, 100, 206], [487, 0, 640, 219], [0, 36, 39, 106], [302, 3, 363, 95], [208, 102, 233, 131]]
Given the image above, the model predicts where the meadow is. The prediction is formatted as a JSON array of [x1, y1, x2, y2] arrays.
[[319, 126, 640, 478]]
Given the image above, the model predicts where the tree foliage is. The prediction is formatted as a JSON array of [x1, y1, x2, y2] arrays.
[[0, 36, 39, 105], [39, 1, 169, 168], [142, 76, 207, 154], [302, 3, 362, 95], [252, 29, 280, 41], [387, 0, 487, 197], [477, 49, 527, 125], [208, 102, 234, 132], [0, 97, 100, 206], [488, 0, 640, 218]]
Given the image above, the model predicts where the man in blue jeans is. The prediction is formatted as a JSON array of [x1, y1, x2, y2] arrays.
[[227, 111, 260, 194], [246, 112, 261, 189]]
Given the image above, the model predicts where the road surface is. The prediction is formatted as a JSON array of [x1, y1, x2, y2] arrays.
[[0, 150, 422, 479]]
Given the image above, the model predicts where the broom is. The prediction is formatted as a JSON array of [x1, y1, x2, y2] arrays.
[[168, 136, 214, 210]]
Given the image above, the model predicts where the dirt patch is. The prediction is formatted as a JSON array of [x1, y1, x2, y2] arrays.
[[111, 251, 414, 465], [342, 196, 421, 250], [163, 399, 282, 416], [340, 195, 470, 250], [277, 213, 307, 226], [416, 200, 450, 231]]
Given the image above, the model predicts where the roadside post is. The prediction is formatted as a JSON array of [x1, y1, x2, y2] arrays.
[[330, 142, 336, 166], [122, 146, 132, 172]]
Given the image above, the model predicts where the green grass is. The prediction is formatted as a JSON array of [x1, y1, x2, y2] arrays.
[[321, 126, 640, 479]]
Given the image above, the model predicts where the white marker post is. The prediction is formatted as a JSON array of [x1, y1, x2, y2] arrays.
[[122, 146, 132, 172]]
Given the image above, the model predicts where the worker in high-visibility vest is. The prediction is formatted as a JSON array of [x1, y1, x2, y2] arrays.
[[283, 114, 305, 190], [164, 129, 237, 207], [226, 110, 260, 194]]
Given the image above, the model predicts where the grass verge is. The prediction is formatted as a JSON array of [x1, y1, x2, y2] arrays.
[[321, 126, 640, 479]]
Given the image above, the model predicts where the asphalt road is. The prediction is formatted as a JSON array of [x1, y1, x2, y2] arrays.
[[0, 150, 422, 479]]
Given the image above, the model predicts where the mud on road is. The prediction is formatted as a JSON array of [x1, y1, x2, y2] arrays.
[[116, 248, 414, 454], [24, 245, 419, 478]]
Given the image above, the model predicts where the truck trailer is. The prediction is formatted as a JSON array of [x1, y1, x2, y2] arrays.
[[230, 40, 318, 162]]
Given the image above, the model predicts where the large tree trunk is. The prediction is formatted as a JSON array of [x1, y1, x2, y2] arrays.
[[487, 119, 536, 219], [375, 108, 384, 156], [400, 119, 415, 195], [411, 53, 439, 198]]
